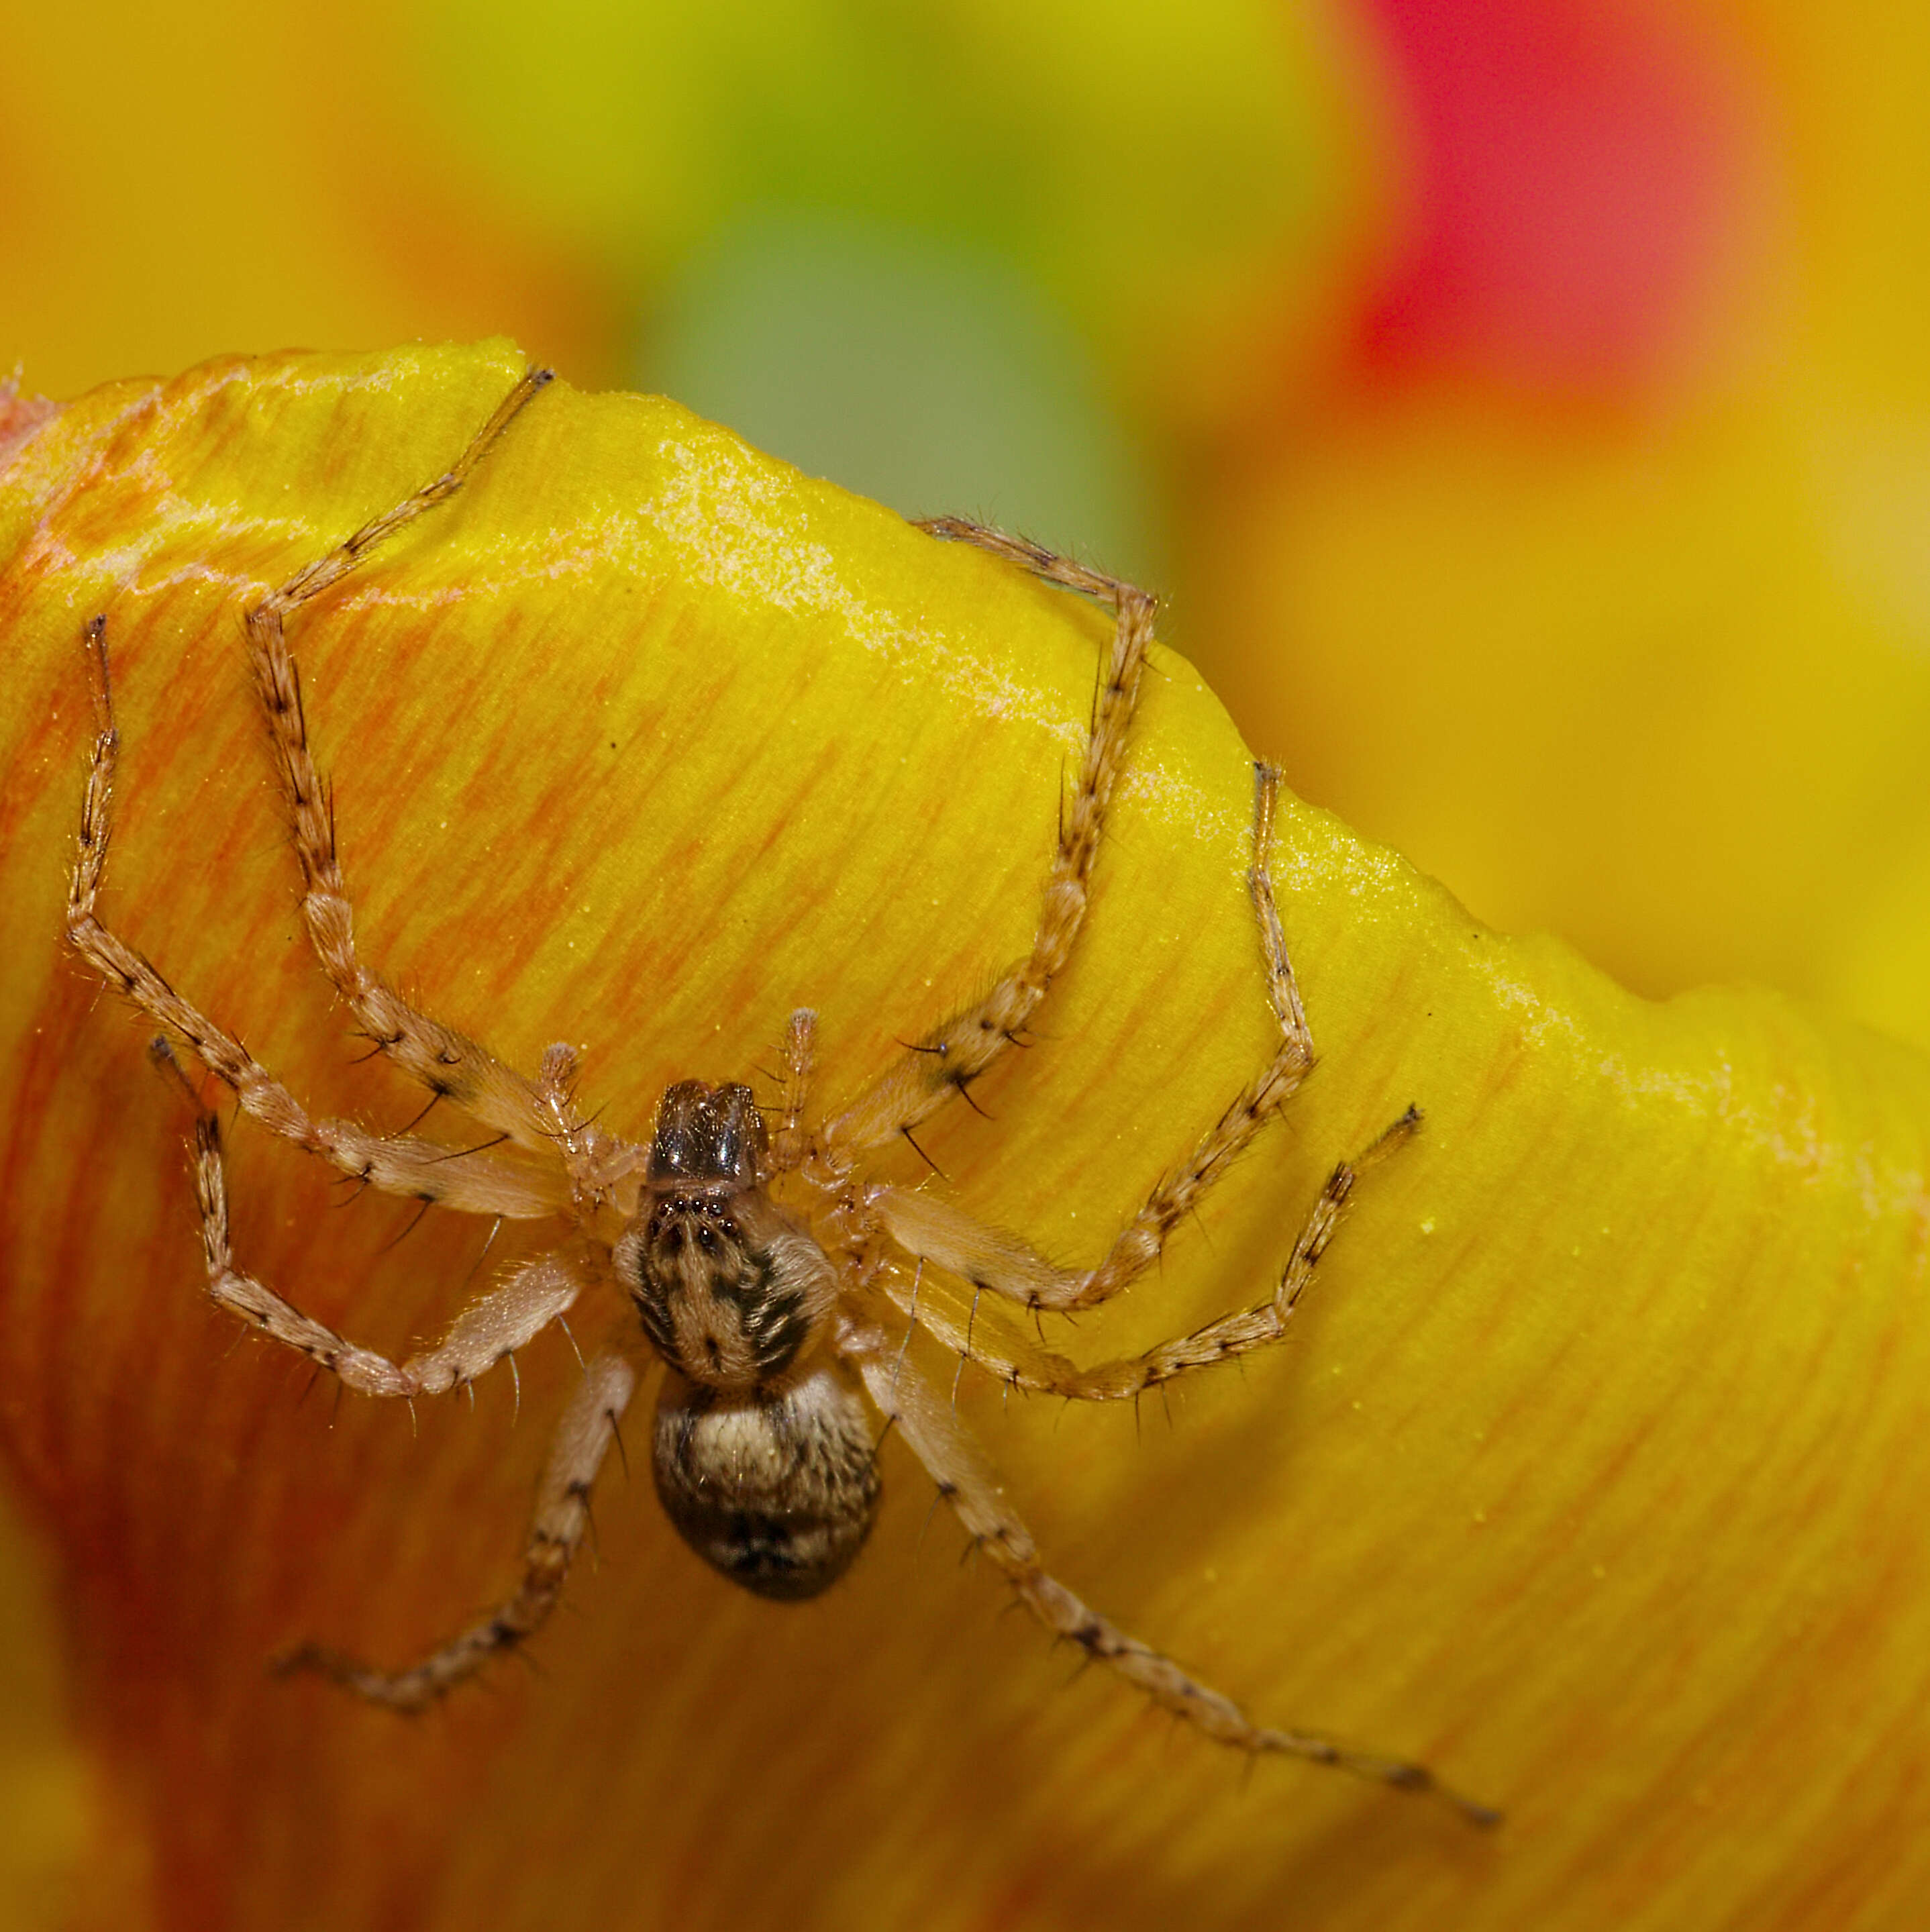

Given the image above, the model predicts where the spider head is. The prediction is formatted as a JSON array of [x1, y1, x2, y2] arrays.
[[644, 1079, 764, 1187], [614, 1081, 836, 1396]]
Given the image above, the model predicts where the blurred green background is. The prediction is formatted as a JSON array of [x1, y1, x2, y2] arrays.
[[6, 0, 1930, 1919]]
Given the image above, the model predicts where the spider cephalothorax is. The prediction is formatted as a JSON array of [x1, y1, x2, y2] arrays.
[[63, 366, 1495, 1823], [615, 1080, 837, 1395]]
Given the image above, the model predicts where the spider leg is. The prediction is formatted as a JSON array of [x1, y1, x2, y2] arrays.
[[877, 1111, 1419, 1402], [866, 764, 1328, 1315], [1063, 761, 1321, 1309], [844, 1330, 1495, 1826], [276, 1353, 636, 1707], [815, 522, 1156, 1174], [186, 1095, 591, 1396], [240, 367, 614, 1176], [768, 1008, 817, 1175], [66, 621, 566, 1219]]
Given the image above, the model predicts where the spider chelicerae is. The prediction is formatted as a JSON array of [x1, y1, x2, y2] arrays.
[[64, 367, 1495, 1827]]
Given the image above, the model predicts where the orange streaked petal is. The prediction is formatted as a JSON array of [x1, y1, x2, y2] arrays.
[[1, 342, 1926, 1929]]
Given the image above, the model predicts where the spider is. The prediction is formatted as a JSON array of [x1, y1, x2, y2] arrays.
[[63, 366, 1496, 1828]]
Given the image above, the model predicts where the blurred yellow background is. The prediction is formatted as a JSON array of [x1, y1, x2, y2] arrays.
[[13, 0, 1929, 1041], [5, 0, 1930, 1922]]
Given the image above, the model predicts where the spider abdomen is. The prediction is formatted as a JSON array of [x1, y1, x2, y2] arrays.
[[652, 1363, 881, 1601]]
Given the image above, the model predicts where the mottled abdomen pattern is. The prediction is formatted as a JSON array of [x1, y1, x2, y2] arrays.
[[651, 1364, 881, 1601]]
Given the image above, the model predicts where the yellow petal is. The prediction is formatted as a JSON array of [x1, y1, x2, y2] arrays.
[[1, 342, 1926, 1928]]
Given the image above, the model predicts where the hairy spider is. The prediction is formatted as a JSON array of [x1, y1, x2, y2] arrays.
[[64, 368, 1495, 1827]]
